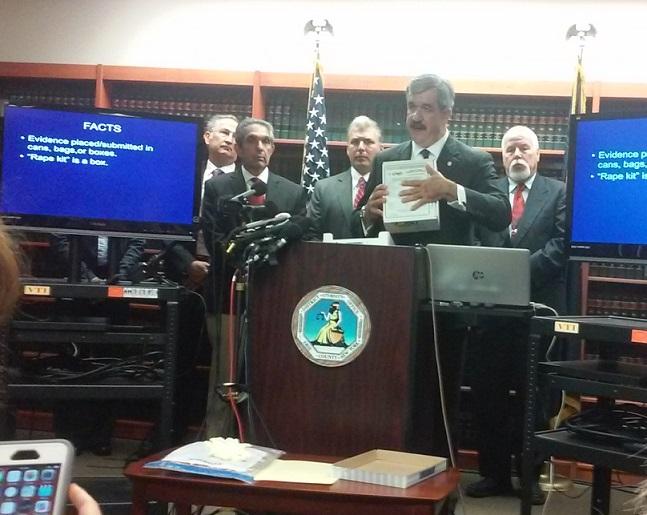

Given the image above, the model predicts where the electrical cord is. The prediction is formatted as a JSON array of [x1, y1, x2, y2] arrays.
[[424, 250, 467, 513], [19, 351, 165, 383]]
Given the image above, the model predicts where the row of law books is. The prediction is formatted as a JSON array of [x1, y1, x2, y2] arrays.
[[266, 91, 409, 143], [587, 295, 647, 319], [1, 92, 93, 108], [111, 97, 252, 120], [589, 262, 647, 280], [449, 106, 570, 150], [584, 353, 647, 366], [265, 92, 570, 149], [0, 78, 95, 108]]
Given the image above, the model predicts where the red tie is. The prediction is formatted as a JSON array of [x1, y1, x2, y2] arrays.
[[354, 177, 366, 209], [248, 177, 265, 205], [511, 183, 525, 229]]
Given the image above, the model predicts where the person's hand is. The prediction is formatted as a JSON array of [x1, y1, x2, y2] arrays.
[[399, 163, 458, 210], [187, 260, 209, 285], [68, 483, 102, 515], [363, 184, 388, 224]]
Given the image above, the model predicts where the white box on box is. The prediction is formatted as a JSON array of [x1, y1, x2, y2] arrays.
[[382, 159, 440, 234], [334, 449, 447, 489]]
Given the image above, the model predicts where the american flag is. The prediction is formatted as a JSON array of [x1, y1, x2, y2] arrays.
[[301, 58, 330, 195]]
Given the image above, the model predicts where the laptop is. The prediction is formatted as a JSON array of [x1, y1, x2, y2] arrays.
[[425, 244, 531, 307]]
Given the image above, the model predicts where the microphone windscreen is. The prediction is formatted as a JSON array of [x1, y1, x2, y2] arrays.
[[277, 216, 311, 241], [248, 202, 278, 222], [251, 180, 267, 196]]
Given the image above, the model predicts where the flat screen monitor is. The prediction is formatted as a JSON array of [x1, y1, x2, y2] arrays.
[[566, 112, 647, 263], [0, 104, 202, 240]]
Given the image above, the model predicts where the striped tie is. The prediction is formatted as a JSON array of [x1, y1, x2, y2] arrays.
[[354, 176, 366, 209]]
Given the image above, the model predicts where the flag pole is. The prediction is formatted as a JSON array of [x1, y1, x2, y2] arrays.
[[301, 19, 333, 196], [538, 24, 597, 494]]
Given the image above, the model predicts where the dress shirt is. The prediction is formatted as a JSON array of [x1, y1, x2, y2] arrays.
[[241, 166, 269, 188], [507, 172, 536, 235], [202, 161, 236, 200], [411, 131, 466, 209]]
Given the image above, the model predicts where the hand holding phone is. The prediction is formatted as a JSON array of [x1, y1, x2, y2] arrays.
[[0, 439, 74, 515]]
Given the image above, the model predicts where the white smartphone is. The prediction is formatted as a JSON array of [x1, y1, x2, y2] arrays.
[[0, 439, 74, 515]]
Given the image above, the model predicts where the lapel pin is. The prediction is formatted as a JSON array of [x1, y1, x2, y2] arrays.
[[447, 161, 453, 167]]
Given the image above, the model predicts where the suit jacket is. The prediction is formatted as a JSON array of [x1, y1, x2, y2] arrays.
[[162, 159, 210, 282], [476, 174, 567, 312], [307, 168, 356, 240], [352, 136, 511, 245], [201, 166, 308, 311]]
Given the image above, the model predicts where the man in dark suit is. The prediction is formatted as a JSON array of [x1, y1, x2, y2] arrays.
[[161, 114, 238, 443], [164, 114, 238, 289], [351, 74, 510, 460], [201, 117, 307, 437], [467, 125, 566, 504], [308, 116, 383, 240], [353, 74, 510, 244]]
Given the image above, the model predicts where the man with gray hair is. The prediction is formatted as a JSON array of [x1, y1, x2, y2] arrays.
[[162, 114, 238, 443], [164, 114, 238, 289], [351, 73, 510, 461], [201, 117, 307, 437], [468, 125, 566, 504], [308, 115, 383, 239], [354, 73, 510, 243]]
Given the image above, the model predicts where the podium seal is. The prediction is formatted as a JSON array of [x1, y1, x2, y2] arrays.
[[291, 285, 371, 367]]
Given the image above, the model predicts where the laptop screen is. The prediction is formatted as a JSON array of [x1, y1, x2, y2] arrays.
[[426, 244, 531, 307]]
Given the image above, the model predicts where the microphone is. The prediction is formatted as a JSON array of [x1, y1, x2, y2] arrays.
[[227, 180, 267, 203], [250, 216, 312, 264], [242, 212, 291, 230], [226, 213, 291, 254], [247, 200, 278, 222]]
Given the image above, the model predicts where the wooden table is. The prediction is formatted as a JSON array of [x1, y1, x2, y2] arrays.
[[124, 451, 460, 515]]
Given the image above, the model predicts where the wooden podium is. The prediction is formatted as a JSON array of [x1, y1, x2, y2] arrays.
[[247, 241, 434, 456]]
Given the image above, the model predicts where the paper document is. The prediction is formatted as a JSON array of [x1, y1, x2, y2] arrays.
[[382, 160, 440, 232], [254, 459, 339, 484]]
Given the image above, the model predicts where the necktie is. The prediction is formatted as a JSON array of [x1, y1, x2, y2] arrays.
[[248, 177, 265, 206], [354, 176, 366, 209], [511, 183, 526, 230], [214, 168, 224, 177], [420, 149, 431, 159]]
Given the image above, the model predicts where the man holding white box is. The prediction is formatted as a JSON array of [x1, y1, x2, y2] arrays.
[[353, 73, 510, 244], [351, 74, 510, 461]]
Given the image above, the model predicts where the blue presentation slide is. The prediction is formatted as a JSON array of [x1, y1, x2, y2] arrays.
[[571, 117, 647, 245], [1, 105, 198, 225]]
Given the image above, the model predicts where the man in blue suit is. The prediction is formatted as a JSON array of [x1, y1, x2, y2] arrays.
[[467, 125, 567, 504], [308, 116, 383, 240]]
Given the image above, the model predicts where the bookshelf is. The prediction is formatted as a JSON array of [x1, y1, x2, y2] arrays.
[[1, 61, 645, 291], [0, 62, 583, 185]]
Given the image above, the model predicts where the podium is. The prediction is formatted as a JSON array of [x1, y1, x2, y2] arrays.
[[247, 241, 434, 456]]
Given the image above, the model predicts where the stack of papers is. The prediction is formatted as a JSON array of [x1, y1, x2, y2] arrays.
[[145, 438, 339, 484], [145, 440, 283, 483]]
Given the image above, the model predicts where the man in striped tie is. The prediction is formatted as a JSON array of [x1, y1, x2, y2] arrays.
[[308, 116, 383, 239]]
